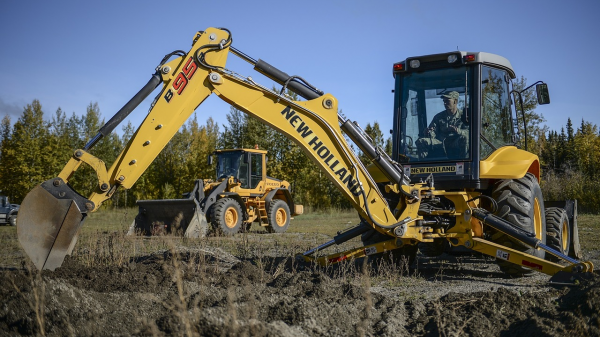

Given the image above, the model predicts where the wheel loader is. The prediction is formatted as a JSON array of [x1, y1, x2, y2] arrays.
[[16, 27, 593, 284], [129, 148, 302, 237]]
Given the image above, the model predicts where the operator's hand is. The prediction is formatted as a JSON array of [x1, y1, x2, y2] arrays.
[[424, 126, 435, 135], [448, 125, 458, 133]]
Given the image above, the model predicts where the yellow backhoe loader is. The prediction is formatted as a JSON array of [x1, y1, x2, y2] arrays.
[[17, 28, 593, 284], [129, 148, 302, 237]]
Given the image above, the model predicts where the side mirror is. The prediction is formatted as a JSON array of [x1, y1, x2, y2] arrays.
[[243, 152, 250, 164], [208, 155, 213, 165], [536, 83, 550, 105]]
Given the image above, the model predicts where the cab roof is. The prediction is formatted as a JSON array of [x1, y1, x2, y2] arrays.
[[214, 148, 268, 155], [396, 51, 516, 79]]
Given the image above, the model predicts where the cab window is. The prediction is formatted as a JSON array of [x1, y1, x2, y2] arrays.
[[397, 66, 472, 162], [250, 153, 263, 189], [480, 66, 513, 159]]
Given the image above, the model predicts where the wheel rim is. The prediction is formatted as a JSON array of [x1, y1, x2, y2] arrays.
[[224, 207, 238, 228], [275, 208, 287, 227], [562, 219, 569, 251], [533, 198, 542, 240]]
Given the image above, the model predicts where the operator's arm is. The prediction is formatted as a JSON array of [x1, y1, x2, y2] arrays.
[[425, 113, 440, 139], [456, 123, 469, 138]]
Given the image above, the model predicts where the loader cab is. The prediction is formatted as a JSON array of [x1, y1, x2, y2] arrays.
[[214, 149, 267, 191], [391, 51, 523, 190]]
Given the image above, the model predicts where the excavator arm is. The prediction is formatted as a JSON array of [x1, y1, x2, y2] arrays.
[[18, 28, 419, 270]]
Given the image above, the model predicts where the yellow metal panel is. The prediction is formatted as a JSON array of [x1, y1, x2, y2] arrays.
[[479, 146, 540, 180], [367, 163, 389, 183], [471, 237, 593, 276]]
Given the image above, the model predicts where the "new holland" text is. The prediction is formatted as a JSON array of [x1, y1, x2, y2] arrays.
[[280, 106, 362, 197]]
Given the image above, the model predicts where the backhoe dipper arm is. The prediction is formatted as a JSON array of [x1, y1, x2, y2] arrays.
[[18, 28, 417, 270]]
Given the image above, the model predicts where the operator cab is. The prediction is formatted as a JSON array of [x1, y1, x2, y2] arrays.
[[213, 149, 266, 189], [392, 51, 530, 190]]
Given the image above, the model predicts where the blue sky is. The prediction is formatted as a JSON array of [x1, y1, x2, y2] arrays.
[[1, 0, 599, 139]]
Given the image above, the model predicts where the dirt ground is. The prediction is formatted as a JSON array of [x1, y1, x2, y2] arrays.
[[1, 238, 599, 337]]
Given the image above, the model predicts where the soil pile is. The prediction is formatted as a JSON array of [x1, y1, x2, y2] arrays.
[[0, 249, 598, 336]]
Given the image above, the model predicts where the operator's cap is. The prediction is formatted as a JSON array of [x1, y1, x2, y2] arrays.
[[441, 91, 459, 100]]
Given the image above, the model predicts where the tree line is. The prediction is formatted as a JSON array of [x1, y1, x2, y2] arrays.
[[1, 92, 599, 212], [0, 97, 358, 210]]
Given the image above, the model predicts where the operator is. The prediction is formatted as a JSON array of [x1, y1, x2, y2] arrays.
[[416, 91, 469, 159]]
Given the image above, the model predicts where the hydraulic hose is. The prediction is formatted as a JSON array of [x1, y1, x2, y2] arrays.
[[253, 59, 323, 100], [85, 73, 162, 150]]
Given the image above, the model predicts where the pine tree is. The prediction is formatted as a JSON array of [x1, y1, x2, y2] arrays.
[[8, 100, 50, 201], [359, 121, 385, 165], [0, 116, 16, 200]]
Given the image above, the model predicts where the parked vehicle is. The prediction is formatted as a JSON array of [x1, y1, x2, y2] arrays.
[[0, 195, 19, 226]]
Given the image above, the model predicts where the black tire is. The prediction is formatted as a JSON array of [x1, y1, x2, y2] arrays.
[[361, 228, 418, 266], [211, 198, 243, 235], [545, 207, 570, 262], [266, 199, 290, 233], [492, 173, 546, 277], [8, 215, 16, 226]]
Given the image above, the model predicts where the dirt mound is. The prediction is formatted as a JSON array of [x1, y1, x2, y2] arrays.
[[414, 276, 600, 336], [0, 251, 598, 336]]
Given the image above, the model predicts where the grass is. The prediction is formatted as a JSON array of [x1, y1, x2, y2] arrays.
[[2, 207, 599, 336], [1, 207, 599, 271], [576, 214, 600, 252]]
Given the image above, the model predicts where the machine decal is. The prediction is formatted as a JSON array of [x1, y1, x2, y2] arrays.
[[410, 165, 456, 175], [280, 106, 363, 197], [328, 255, 348, 263], [164, 89, 174, 103], [496, 249, 510, 260], [456, 162, 464, 175], [171, 57, 198, 96], [522, 260, 543, 271], [364, 246, 377, 255]]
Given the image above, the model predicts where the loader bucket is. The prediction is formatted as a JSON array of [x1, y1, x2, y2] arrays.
[[128, 198, 208, 238], [17, 178, 89, 271]]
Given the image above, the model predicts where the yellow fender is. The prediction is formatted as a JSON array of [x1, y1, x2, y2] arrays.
[[479, 146, 540, 180]]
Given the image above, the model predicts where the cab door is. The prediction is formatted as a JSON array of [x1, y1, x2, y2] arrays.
[[249, 153, 264, 192]]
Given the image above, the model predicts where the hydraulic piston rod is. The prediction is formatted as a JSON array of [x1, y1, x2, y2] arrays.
[[472, 208, 580, 265]]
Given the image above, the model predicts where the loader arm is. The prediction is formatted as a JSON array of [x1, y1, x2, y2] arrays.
[[18, 27, 419, 270]]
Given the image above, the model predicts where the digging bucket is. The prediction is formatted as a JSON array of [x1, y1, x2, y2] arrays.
[[17, 178, 89, 271], [128, 198, 208, 238]]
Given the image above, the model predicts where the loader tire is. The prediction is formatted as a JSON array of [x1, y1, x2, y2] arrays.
[[211, 198, 243, 235], [492, 173, 546, 277], [266, 199, 290, 233], [545, 207, 570, 262], [361, 229, 417, 267]]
